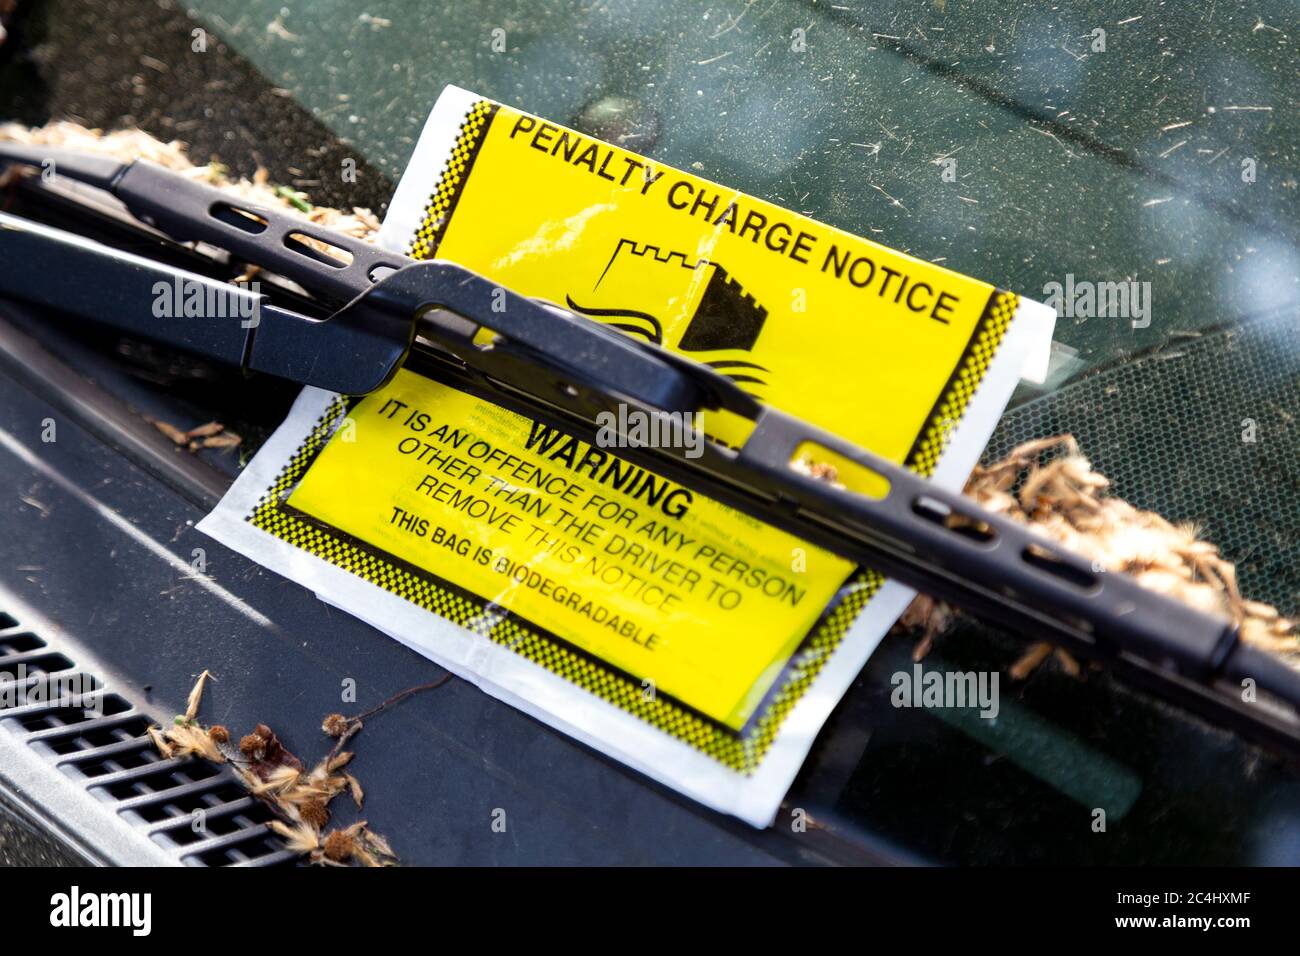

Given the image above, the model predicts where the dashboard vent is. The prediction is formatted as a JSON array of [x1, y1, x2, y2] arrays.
[[0, 609, 295, 866]]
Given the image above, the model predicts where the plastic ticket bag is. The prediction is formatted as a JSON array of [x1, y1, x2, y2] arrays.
[[200, 86, 1053, 825]]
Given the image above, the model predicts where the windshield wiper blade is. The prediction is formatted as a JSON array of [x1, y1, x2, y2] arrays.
[[2, 146, 1297, 749], [0, 146, 404, 304]]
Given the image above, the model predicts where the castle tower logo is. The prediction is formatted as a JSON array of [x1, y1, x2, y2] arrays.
[[565, 238, 772, 397]]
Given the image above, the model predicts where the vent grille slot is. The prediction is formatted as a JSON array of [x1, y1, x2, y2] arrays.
[[0, 650, 75, 679], [17, 696, 130, 733], [0, 611, 290, 866], [0, 632, 44, 655]]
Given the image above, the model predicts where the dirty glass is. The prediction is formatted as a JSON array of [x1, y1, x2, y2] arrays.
[[6, 0, 1298, 862]]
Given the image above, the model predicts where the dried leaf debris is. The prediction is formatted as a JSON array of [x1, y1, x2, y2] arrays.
[[898, 435, 1299, 674], [150, 670, 450, 866], [146, 417, 242, 453]]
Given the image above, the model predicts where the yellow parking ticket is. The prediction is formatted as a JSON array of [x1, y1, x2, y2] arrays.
[[200, 86, 1049, 826], [285, 370, 855, 731]]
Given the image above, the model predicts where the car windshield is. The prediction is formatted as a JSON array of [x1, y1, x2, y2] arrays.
[[3, 0, 1298, 864], [186, 0, 1299, 610]]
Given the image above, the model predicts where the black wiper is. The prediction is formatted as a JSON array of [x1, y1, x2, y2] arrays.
[[2, 146, 1297, 752]]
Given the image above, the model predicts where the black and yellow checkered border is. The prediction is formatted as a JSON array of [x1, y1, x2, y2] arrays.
[[904, 289, 1019, 477], [246, 394, 884, 773], [407, 100, 498, 261]]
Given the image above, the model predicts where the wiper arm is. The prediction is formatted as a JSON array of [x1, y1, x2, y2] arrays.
[[2, 146, 1297, 749]]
